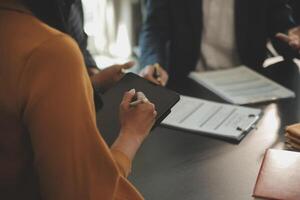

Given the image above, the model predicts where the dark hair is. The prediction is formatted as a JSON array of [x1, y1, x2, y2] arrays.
[[22, 0, 74, 33]]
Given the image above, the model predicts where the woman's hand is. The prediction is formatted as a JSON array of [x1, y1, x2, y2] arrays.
[[119, 89, 157, 141], [111, 89, 157, 161], [90, 61, 135, 91]]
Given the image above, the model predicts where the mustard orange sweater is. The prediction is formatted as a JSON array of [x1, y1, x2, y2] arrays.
[[0, 4, 143, 200]]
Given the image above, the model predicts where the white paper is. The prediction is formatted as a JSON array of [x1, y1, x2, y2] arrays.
[[162, 96, 262, 140], [189, 66, 295, 105]]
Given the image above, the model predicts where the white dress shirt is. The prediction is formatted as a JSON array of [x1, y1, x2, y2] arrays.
[[196, 0, 240, 71]]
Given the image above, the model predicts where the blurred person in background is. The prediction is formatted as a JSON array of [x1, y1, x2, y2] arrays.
[[56, 0, 165, 91], [63, 0, 136, 93], [139, 0, 300, 83], [33, 0, 134, 111]]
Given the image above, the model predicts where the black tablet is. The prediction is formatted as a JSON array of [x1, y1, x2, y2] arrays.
[[97, 73, 180, 138]]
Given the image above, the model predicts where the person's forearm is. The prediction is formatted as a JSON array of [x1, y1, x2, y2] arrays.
[[111, 130, 144, 161], [87, 67, 100, 76], [110, 132, 141, 177]]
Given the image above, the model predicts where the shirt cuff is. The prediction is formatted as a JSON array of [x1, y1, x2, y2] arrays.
[[111, 149, 132, 177]]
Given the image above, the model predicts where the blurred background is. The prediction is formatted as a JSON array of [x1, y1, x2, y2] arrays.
[[82, 0, 300, 69], [82, 0, 144, 69]]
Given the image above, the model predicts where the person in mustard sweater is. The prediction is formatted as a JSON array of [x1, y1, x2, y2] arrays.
[[0, 0, 156, 199]]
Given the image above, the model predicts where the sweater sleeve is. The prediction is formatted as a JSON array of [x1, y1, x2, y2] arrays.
[[111, 149, 132, 177], [19, 34, 142, 200]]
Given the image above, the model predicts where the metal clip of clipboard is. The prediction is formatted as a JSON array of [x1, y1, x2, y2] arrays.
[[236, 114, 260, 133]]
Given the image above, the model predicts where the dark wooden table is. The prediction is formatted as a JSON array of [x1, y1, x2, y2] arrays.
[[123, 62, 300, 200]]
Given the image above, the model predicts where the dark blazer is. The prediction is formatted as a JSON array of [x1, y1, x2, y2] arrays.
[[290, 0, 300, 24], [67, 0, 98, 68], [139, 0, 296, 79]]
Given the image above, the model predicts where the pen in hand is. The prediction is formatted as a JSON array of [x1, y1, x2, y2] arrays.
[[153, 63, 163, 85], [129, 91, 148, 107]]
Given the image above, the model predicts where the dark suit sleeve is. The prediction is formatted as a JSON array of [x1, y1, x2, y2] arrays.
[[68, 0, 98, 69], [267, 0, 299, 59], [267, 0, 295, 36], [139, 0, 170, 70]]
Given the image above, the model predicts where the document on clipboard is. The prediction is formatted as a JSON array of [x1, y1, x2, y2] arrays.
[[162, 95, 262, 141], [189, 66, 295, 105]]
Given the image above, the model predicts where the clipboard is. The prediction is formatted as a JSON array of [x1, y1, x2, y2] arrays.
[[234, 113, 260, 141], [162, 95, 262, 142], [97, 73, 180, 138]]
